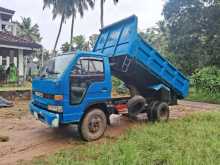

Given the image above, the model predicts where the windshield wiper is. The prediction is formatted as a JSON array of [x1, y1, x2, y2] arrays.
[[40, 74, 46, 78], [47, 71, 59, 75], [39, 71, 59, 78], [46, 68, 60, 75]]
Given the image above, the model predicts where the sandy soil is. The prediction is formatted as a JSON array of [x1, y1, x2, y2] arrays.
[[0, 100, 219, 165]]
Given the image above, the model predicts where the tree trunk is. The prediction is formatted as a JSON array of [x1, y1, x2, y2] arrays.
[[53, 13, 64, 54], [100, 0, 104, 28], [70, 14, 75, 49]]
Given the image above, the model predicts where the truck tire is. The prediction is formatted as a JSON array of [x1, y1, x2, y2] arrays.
[[153, 102, 169, 122], [128, 95, 146, 117], [79, 108, 107, 141], [147, 101, 159, 122]]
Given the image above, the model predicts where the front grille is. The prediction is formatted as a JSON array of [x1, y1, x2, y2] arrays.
[[44, 93, 54, 99]]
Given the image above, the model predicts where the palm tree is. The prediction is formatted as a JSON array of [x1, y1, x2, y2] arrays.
[[43, 0, 94, 52], [100, 0, 118, 28], [17, 17, 42, 43], [43, 0, 73, 53], [70, 0, 94, 45]]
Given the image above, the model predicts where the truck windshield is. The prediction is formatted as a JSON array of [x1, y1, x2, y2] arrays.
[[40, 55, 73, 79]]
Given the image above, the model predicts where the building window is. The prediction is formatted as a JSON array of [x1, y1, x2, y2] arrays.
[[2, 24, 6, 31]]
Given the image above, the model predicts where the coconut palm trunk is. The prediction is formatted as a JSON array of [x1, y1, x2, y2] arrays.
[[100, 0, 104, 28], [53, 13, 65, 53], [70, 14, 75, 45]]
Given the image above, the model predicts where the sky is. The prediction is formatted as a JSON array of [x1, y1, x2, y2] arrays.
[[0, 0, 165, 50]]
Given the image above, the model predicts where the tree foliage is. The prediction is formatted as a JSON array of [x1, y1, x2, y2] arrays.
[[61, 34, 97, 52], [89, 34, 98, 48], [43, 0, 94, 52], [162, 0, 220, 74], [72, 35, 89, 50], [17, 17, 42, 43], [61, 42, 72, 52], [191, 66, 220, 95], [139, 21, 170, 59], [140, 0, 220, 75]]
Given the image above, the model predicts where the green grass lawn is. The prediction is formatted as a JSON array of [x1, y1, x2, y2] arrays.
[[25, 112, 220, 165], [187, 88, 220, 104]]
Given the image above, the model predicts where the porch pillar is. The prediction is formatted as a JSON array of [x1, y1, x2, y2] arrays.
[[0, 56, 2, 65], [14, 57, 17, 67], [6, 56, 10, 69], [18, 49, 24, 76]]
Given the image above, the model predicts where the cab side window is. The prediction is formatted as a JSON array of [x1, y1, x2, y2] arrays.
[[70, 57, 104, 105]]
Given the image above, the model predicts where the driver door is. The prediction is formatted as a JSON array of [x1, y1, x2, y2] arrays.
[[70, 57, 107, 105], [65, 56, 110, 122]]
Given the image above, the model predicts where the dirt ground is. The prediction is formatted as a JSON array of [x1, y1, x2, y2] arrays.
[[0, 100, 220, 165]]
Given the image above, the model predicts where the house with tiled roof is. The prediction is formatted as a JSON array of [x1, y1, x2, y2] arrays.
[[0, 6, 42, 81]]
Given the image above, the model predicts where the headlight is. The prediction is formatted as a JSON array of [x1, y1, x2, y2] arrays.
[[34, 91, 43, 97], [47, 105, 63, 113]]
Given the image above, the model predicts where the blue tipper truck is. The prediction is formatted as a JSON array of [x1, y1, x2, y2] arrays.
[[29, 15, 189, 141]]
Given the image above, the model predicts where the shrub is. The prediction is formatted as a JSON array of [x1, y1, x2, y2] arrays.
[[191, 66, 220, 95], [112, 76, 129, 95]]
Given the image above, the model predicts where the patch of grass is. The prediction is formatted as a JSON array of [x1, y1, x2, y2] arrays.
[[187, 88, 220, 104], [0, 81, 31, 92], [30, 112, 220, 165]]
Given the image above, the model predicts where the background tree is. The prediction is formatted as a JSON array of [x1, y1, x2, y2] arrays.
[[72, 35, 89, 50], [61, 42, 72, 52], [43, 0, 94, 52], [70, 0, 94, 45], [163, 0, 220, 74], [140, 21, 170, 58], [100, 0, 119, 28], [61, 34, 96, 53], [89, 34, 98, 48], [17, 17, 42, 43], [43, 0, 73, 52]]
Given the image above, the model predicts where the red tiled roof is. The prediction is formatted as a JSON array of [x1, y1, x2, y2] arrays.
[[0, 31, 42, 49], [0, 6, 15, 14]]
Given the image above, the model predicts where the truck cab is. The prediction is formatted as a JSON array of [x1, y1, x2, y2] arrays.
[[30, 52, 114, 140]]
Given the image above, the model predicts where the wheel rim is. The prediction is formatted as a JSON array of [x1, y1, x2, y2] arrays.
[[88, 115, 102, 133]]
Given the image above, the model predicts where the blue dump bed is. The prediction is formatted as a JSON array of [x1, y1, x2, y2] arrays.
[[93, 15, 189, 99]]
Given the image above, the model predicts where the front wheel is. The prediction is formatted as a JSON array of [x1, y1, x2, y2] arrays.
[[79, 108, 107, 141]]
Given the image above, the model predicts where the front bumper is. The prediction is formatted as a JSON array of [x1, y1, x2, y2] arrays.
[[29, 102, 60, 128]]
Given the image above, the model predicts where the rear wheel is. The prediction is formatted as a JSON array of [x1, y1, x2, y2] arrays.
[[127, 95, 146, 118], [79, 108, 107, 141], [154, 102, 169, 122], [147, 102, 169, 122], [147, 101, 159, 122]]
